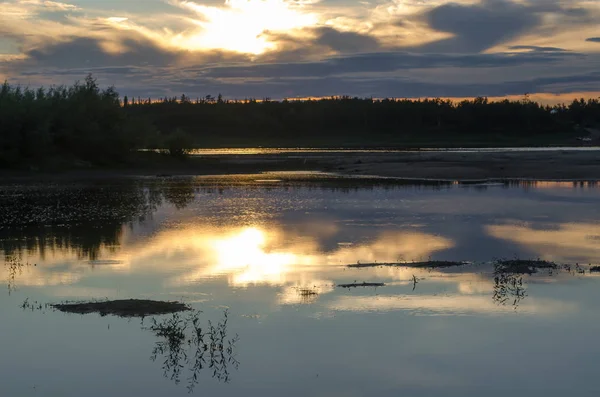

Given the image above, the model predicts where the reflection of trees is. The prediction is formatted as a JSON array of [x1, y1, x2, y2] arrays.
[[146, 309, 239, 392], [491, 262, 583, 309], [0, 180, 201, 261], [4, 253, 31, 294], [161, 180, 197, 210], [493, 272, 527, 309]]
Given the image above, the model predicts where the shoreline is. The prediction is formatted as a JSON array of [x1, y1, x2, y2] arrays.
[[2, 149, 600, 182]]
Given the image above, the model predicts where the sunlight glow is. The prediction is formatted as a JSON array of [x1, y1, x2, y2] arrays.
[[211, 227, 298, 285], [174, 0, 318, 54]]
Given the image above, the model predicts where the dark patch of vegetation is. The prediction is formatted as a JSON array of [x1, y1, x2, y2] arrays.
[[146, 309, 239, 391], [51, 299, 191, 317], [338, 282, 385, 288], [348, 260, 467, 269], [590, 266, 600, 273], [494, 259, 558, 275], [0, 75, 189, 169]]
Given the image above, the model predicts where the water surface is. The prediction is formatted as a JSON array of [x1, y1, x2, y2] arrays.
[[2, 174, 600, 396]]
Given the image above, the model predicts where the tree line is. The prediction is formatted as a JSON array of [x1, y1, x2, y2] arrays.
[[1, 75, 599, 167]]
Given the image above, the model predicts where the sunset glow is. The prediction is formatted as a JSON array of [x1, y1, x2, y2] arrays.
[[174, 0, 318, 54]]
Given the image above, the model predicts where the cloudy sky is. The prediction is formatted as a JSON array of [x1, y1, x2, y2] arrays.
[[1, 0, 599, 100]]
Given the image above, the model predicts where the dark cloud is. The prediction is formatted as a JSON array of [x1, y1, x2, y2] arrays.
[[25, 37, 181, 68], [20, 36, 250, 70], [420, 0, 591, 53], [508, 45, 567, 52], [13, 61, 600, 100], [314, 27, 380, 53], [133, 70, 600, 100], [257, 26, 380, 62], [199, 51, 581, 79], [423, 0, 539, 53], [586, 37, 600, 43]]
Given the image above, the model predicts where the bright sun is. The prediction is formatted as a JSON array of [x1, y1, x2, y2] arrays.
[[176, 0, 317, 54]]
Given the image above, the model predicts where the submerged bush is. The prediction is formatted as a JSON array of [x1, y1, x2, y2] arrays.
[[164, 128, 194, 158]]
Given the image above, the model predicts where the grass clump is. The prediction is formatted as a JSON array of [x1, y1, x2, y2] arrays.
[[494, 259, 558, 275]]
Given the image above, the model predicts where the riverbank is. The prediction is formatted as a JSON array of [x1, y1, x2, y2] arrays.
[[2, 149, 599, 182]]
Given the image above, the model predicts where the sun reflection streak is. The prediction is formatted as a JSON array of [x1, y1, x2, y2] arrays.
[[1, 224, 456, 290], [162, 226, 453, 287]]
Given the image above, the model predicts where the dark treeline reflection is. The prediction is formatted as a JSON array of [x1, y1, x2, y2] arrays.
[[0, 179, 194, 260]]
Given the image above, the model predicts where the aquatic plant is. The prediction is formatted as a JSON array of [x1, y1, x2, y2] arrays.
[[493, 272, 527, 309], [4, 254, 32, 294], [146, 309, 239, 392]]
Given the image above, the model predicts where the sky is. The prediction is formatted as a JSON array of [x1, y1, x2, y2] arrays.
[[1, 0, 599, 100]]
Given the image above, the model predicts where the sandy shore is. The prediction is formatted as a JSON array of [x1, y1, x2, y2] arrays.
[[2, 149, 599, 181], [197, 149, 600, 180], [329, 150, 600, 180]]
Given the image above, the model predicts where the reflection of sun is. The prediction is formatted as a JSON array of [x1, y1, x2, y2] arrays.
[[177, 0, 317, 54], [212, 227, 296, 285]]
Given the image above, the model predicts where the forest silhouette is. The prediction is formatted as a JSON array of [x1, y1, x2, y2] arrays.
[[1, 75, 599, 168]]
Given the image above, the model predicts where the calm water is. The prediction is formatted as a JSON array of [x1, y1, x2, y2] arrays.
[[187, 147, 600, 155], [2, 174, 600, 396]]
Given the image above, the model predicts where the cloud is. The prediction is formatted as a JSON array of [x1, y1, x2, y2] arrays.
[[1, 0, 600, 99], [423, 0, 539, 53], [314, 26, 380, 53], [197, 50, 582, 79], [420, 0, 593, 53], [20, 0, 79, 11], [508, 45, 568, 53], [586, 37, 600, 43], [23, 37, 182, 68]]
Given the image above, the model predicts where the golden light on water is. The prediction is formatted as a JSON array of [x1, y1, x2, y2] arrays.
[[209, 227, 298, 285], [2, 224, 454, 289]]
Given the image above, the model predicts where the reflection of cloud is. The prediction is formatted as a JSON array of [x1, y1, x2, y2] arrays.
[[155, 226, 453, 287], [487, 223, 600, 264], [328, 295, 577, 315]]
